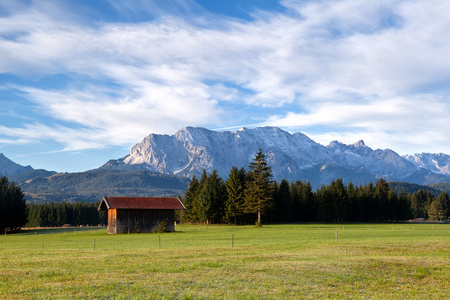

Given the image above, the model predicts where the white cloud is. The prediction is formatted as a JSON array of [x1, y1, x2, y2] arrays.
[[265, 94, 450, 154], [1, 0, 450, 155], [9, 85, 219, 148]]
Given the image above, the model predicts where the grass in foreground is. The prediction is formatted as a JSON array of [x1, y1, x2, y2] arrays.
[[1, 224, 450, 299]]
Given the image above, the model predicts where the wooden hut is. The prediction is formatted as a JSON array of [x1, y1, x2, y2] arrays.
[[98, 196, 185, 234]]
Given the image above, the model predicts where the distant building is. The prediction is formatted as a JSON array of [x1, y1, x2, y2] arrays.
[[98, 197, 185, 234]]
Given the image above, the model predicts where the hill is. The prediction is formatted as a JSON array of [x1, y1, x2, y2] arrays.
[[10, 170, 190, 203], [388, 181, 442, 196], [428, 182, 450, 194]]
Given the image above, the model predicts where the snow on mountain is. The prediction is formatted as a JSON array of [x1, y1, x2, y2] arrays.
[[0, 153, 34, 176], [404, 153, 450, 175], [102, 126, 329, 180], [100, 126, 450, 185]]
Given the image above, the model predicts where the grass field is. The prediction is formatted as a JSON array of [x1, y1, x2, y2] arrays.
[[1, 224, 450, 299]]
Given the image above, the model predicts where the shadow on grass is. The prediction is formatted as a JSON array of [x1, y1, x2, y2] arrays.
[[19, 227, 106, 235]]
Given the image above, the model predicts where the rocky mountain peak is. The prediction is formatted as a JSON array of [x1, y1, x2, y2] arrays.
[[98, 126, 450, 185], [353, 140, 365, 147], [0, 153, 34, 176]]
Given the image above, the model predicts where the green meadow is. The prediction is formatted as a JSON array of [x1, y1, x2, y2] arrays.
[[1, 224, 450, 299]]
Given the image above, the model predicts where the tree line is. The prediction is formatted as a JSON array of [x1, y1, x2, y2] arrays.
[[3, 149, 450, 233], [1, 175, 106, 232], [0, 177, 27, 233], [26, 202, 106, 227], [181, 151, 450, 224]]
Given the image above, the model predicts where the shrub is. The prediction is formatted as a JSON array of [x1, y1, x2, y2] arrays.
[[155, 219, 168, 233]]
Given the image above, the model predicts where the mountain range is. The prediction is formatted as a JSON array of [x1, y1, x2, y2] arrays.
[[2, 126, 450, 203], [100, 126, 450, 186]]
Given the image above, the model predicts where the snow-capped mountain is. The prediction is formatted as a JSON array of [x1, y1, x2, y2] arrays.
[[0, 153, 33, 176], [404, 153, 450, 175], [100, 126, 450, 186]]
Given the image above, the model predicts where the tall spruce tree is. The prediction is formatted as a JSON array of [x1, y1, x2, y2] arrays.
[[290, 182, 300, 222], [276, 179, 292, 222], [208, 170, 226, 223], [195, 170, 226, 224], [374, 178, 390, 222], [0, 176, 27, 233], [183, 175, 200, 223], [224, 167, 246, 224], [330, 178, 348, 222], [299, 181, 315, 222], [243, 149, 273, 225]]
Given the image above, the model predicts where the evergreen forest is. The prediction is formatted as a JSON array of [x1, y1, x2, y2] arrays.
[[181, 151, 450, 225], [26, 202, 106, 228]]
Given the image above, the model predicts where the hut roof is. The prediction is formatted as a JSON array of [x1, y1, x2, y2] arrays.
[[98, 196, 185, 211]]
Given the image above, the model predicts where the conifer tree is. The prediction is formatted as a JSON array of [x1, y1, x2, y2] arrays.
[[317, 184, 333, 222], [330, 178, 348, 222], [398, 191, 412, 221], [276, 179, 291, 222], [224, 167, 246, 224], [195, 170, 226, 224], [346, 182, 357, 222], [208, 170, 227, 223], [183, 175, 200, 222], [243, 149, 273, 226], [374, 178, 390, 221], [0, 177, 27, 233], [410, 189, 430, 219], [299, 181, 315, 222], [290, 182, 300, 222], [428, 192, 450, 221]]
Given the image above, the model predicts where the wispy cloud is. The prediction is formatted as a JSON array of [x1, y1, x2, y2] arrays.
[[1, 0, 450, 155]]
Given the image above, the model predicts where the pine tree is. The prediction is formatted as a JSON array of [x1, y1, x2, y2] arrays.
[[290, 182, 300, 222], [183, 175, 200, 223], [346, 182, 357, 222], [387, 190, 398, 222], [436, 192, 450, 219], [317, 184, 333, 222], [410, 189, 429, 219], [276, 179, 291, 222], [428, 192, 450, 221], [243, 149, 273, 226], [330, 178, 348, 222], [197, 182, 215, 224], [0, 177, 27, 233], [208, 170, 227, 223], [398, 191, 412, 221], [224, 167, 246, 224], [299, 181, 315, 222], [195, 170, 226, 224], [374, 178, 390, 222]]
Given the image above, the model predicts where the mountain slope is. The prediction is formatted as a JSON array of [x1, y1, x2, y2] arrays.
[[404, 153, 450, 175], [100, 127, 331, 181], [100, 126, 450, 186], [11, 170, 189, 203], [0, 153, 33, 176]]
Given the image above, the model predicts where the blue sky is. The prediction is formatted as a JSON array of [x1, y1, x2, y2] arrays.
[[1, 0, 450, 172]]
